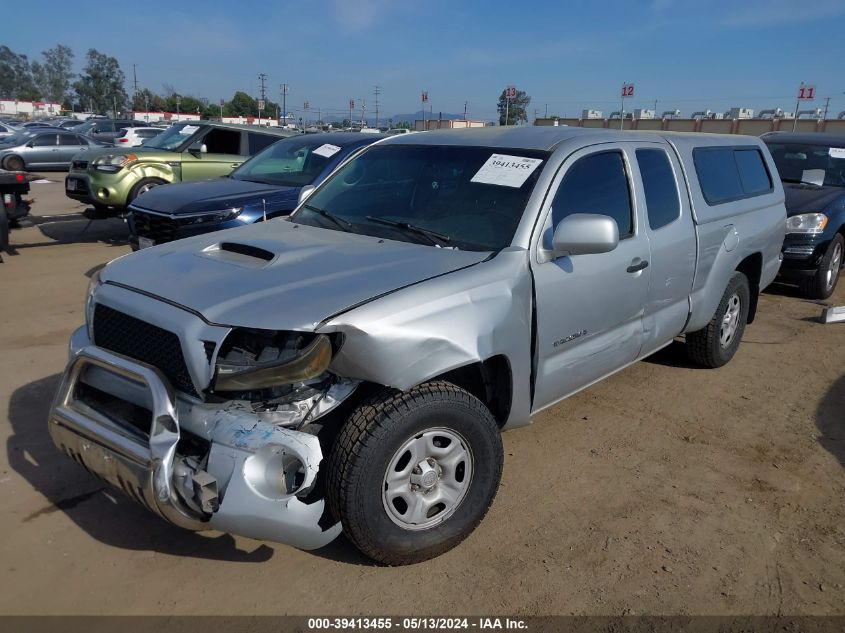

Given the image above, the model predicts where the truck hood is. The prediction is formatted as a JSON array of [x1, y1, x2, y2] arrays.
[[101, 220, 490, 330], [783, 183, 845, 215], [130, 178, 300, 215]]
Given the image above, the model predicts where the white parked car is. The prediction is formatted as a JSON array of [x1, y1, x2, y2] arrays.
[[114, 127, 163, 147]]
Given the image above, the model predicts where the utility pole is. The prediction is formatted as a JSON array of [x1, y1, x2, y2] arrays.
[[464, 101, 468, 121], [823, 96, 831, 121], [132, 64, 139, 112], [361, 99, 366, 127], [545, 103, 548, 117], [257, 73, 267, 126], [279, 83, 289, 127], [373, 85, 381, 128], [175, 94, 181, 121]]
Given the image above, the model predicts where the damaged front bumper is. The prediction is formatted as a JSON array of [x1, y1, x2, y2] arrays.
[[48, 331, 342, 550]]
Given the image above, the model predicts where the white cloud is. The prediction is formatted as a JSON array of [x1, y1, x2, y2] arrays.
[[328, 0, 394, 30], [722, 0, 845, 26]]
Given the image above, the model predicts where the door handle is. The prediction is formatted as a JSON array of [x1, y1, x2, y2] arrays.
[[230, 163, 240, 168], [626, 258, 649, 273]]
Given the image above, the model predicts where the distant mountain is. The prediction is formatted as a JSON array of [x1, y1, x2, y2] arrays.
[[311, 110, 472, 126]]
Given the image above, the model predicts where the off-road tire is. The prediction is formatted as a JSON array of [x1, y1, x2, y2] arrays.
[[127, 177, 166, 205], [2, 155, 24, 171], [687, 271, 750, 368], [800, 234, 844, 300], [327, 381, 503, 565]]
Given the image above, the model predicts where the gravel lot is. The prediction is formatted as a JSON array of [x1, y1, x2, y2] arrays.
[[1, 175, 843, 615]]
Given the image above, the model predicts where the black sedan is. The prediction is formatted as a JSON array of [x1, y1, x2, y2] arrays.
[[126, 132, 385, 250], [763, 133, 845, 298]]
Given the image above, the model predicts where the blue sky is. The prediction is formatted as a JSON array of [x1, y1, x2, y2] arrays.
[[5, 0, 845, 121]]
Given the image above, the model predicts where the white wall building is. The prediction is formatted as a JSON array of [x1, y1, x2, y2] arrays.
[[130, 111, 202, 123], [0, 100, 63, 118]]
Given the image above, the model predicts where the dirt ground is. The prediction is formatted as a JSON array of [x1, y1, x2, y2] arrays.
[[1, 176, 843, 616]]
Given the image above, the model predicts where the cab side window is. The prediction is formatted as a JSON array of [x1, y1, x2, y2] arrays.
[[636, 149, 680, 230], [551, 151, 633, 237]]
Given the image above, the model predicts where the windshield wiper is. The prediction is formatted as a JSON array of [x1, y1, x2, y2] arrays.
[[304, 204, 355, 232], [366, 215, 451, 246]]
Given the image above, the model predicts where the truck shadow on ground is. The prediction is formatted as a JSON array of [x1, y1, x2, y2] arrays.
[[642, 340, 700, 369], [7, 373, 274, 563], [10, 209, 128, 250], [816, 374, 845, 470]]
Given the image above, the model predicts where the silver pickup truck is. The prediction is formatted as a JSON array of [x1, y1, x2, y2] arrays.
[[49, 127, 785, 565]]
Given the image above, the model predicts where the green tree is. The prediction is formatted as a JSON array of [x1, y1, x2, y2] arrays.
[[224, 91, 257, 117], [0, 45, 39, 100], [73, 49, 128, 114], [497, 88, 531, 126], [31, 45, 74, 104], [132, 88, 166, 112]]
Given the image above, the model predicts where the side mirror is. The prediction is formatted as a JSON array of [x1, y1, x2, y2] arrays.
[[552, 213, 619, 257], [189, 141, 207, 154], [298, 184, 316, 205]]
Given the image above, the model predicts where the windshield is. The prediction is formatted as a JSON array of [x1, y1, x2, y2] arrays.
[[140, 124, 201, 151], [765, 141, 845, 188], [290, 144, 548, 251], [231, 136, 350, 186]]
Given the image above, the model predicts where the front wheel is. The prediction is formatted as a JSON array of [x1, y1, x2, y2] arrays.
[[687, 271, 750, 368], [327, 381, 503, 565], [800, 234, 843, 300], [127, 177, 166, 204]]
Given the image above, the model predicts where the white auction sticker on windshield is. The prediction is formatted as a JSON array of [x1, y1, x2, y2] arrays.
[[470, 154, 543, 188], [313, 143, 342, 158], [179, 125, 200, 135], [829, 147, 845, 159]]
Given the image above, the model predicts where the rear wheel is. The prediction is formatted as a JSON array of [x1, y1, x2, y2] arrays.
[[327, 381, 503, 565], [687, 271, 750, 368], [127, 177, 166, 204], [2, 155, 24, 171], [800, 234, 843, 300]]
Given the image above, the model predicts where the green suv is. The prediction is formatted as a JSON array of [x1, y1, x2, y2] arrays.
[[64, 122, 296, 211]]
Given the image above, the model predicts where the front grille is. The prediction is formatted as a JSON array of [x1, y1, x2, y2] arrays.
[[93, 304, 198, 397], [131, 209, 179, 243], [71, 159, 88, 170]]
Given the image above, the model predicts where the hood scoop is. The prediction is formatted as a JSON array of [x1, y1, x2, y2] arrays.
[[199, 241, 276, 268]]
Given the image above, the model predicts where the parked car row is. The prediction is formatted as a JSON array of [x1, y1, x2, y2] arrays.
[[48, 125, 800, 566]]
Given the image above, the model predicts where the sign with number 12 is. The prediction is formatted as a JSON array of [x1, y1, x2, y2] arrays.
[[621, 83, 635, 98]]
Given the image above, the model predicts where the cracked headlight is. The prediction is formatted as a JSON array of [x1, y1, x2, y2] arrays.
[[85, 268, 103, 340], [213, 332, 333, 392], [786, 213, 828, 235], [92, 154, 137, 173]]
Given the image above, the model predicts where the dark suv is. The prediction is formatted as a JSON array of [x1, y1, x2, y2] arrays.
[[72, 119, 150, 144], [763, 133, 845, 299]]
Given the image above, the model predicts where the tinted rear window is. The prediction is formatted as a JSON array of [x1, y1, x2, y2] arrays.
[[694, 146, 773, 204]]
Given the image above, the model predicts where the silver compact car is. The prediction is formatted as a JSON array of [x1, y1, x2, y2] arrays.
[[0, 129, 110, 171], [49, 127, 785, 564]]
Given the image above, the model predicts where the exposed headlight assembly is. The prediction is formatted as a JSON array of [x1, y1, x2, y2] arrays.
[[85, 268, 103, 340], [92, 154, 137, 173], [786, 213, 828, 235], [214, 333, 333, 392]]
